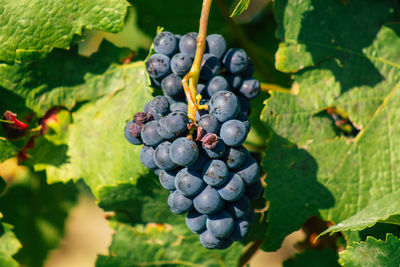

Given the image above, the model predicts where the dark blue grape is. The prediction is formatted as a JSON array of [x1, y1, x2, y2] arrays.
[[169, 190, 193, 214], [218, 238, 234, 249], [154, 141, 177, 170], [170, 102, 188, 113], [154, 169, 161, 176], [195, 99, 210, 121], [171, 53, 193, 76], [206, 34, 227, 59], [200, 54, 221, 80], [238, 95, 251, 115], [198, 114, 220, 134], [159, 169, 178, 191], [175, 168, 205, 197], [223, 146, 248, 169], [151, 77, 162, 88], [244, 179, 263, 201], [143, 101, 151, 113], [241, 58, 254, 78], [206, 76, 230, 97], [225, 74, 243, 89], [236, 157, 260, 185], [210, 90, 240, 123], [188, 151, 208, 172], [197, 83, 208, 98], [206, 210, 234, 238], [140, 145, 157, 170], [194, 185, 224, 214], [202, 139, 226, 159], [220, 120, 247, 146], [222, 48, 248, 74], [146, 54, 171, 79], [239, 79, 260, 99], [229, 218, 250, 241], [153, 31, 178, 56], [202, 159, 229, 186], [235, 113, 251, 133], [200, 230, 222, 249], [124, 120, 142, 145], [170, 137, 199, 166], [179, 32, 198, 58], [157, 117, 175, 140], [161, 74, 183, 98], [217, 173, 245, 201], [225, 195, 251, 219], [150, 95, 170, 116], [186, 210, 207, 234], [141, 121, 164, 146], [164, 112, 189, 135]]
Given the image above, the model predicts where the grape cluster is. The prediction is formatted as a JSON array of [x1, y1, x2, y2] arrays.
[[125, 31, 262, 249]]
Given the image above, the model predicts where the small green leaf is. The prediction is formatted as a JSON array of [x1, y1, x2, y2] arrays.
[[284, 249, 340, 267], [230, 0, 250, 17], [340, 234, 400, 266], [0, 222, 21, 267], [0, 0, 129, 63]]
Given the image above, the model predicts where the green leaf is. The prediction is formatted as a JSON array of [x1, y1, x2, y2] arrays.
[[0, 138, 19, 162], [230, 0, 250, 17], [0, 0, 129, 64], [0, 40, 131, 117], [96, 222, 245, 267], [0, 223, 21, 267], [283, 249, 340, 267], [261, 0, 400, 251], [340, 234, 400, 266], [30, 60, 153, 197], [0, 173, 78, 267]]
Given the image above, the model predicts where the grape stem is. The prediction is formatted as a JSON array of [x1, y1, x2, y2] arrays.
[[182, 0, 213, 124], [0, 119, 14, 124]]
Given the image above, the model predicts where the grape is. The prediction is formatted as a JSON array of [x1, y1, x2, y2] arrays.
[[164, 112, 189, 135], [154, 169, 161, 176], [200, 54, 221, 80], [197, 83, 208, 98], [220, 120, 247, 146], [237, 95, 251, 115], [194, 185, 224, 214], [171, 53, 193, 76], [222, 48, 248, 74], [151, 96, 170, 116], [206, 210, 234, 238], [170, 102, 188, 113], [140, 146, 157, 170], [210, 90, 240, 123], [124, 120, 142, 145], [159, 169, 178, 191], [198, 114, 220, 134], [229, 218, 250, 241], [206, 76, 230, 97], [179, 32, 198, 58], [161, 74, 183, 98], [175, 168, 205, 197], [153, 31, 178, 56], [236, 113, 251, 133], [206, 34, 227, 59], [154, 141, 178, 171], [151, 77, 162, 88], [200, 230, 222, 249], [143, 102, 151, 113], [223, 146, 248, 169], [241, 58, 254, 78], [238, 79, 260, 99], [225, 195, 251, 219], [224, 74, 243, 89], [196, 99, 210, 120], [170, 137, 199, 166], [186, 210, 207, 234], [244, 179, 263, 201], [141, 121, 164, 146], [187, 151, 208, 172], [146, 54, 171, 79], [157, 117, 175, 140], [202, 139, 226, 159], [169, 190, 193, 214], [202, 159, 229, 186], [218, 238, 234, 249], [217, 173, 245, 201], [236, 157, 260, 185]]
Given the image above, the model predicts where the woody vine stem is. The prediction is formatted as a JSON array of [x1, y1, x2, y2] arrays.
[[182, 0, 213, 125]]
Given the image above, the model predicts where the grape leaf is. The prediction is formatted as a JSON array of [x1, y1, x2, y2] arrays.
[[340, 234, 400, 266], [0, 173, 78, 267], [30, 60, 153, 197], [230, 0, 250, 17], [96, 221, 245, 267], [0, 0, 129, 64], [260, 0, 400, 251], [0, 222, 21, 267], [283, 249, 340, 267]]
